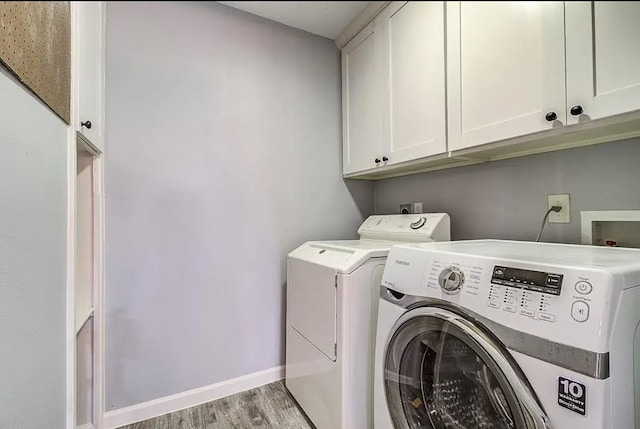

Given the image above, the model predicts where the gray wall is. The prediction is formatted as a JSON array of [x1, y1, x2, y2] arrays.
[[0, 70, 67, 428], [375, 139, 640, 243], [105, 1, 373, 410]]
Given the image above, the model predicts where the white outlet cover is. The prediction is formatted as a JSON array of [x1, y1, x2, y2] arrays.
[[548, 194, 570, 223], [399, 203, 412, 214]]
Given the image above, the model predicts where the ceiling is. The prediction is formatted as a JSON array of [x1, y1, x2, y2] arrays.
[[217, 1, 370, 39]]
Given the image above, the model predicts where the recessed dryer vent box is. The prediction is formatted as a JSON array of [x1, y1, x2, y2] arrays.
[[581, 210, 640, 248]]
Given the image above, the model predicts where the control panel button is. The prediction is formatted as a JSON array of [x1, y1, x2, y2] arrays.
[[488, 301, 500, 309], [575, 281, 593, 295], [493, 267, 506, 277], [571, 301, 590, 322], [503, 304, 517, 313], [546, 275, 562, 287], [539, 313, 556, 322], [520, 309, 535, 317]]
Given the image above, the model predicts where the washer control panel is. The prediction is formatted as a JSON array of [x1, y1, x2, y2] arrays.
[[382, 243, 625, 354], [419, 253, 613, 352], [491, 266, 563, 295]]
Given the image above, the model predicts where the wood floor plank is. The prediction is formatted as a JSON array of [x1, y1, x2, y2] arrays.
[[169, 405, 203, 429], [119, 381, 314, 429], [125, 415, 170, 429]]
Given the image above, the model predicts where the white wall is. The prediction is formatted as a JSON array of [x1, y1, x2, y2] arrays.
[[375, 138, 640, 243], [0, 70, 67, 428], [105, 1, 373, 409]]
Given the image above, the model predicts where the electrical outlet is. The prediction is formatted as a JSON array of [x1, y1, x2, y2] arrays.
[[548, 194, 570, 223], [399, 202, 423, 214]]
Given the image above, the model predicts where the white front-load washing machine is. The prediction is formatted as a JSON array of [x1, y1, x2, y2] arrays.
[[286, 214, 450, 429], [374, 240, 640, 429]]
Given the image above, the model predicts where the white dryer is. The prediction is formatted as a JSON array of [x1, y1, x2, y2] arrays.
[[286, 214, 450, 429], [375, 240, 640, 429]]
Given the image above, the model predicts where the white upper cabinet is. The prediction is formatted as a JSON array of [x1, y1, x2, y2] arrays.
[[342, 21, 384, 175], [446, 1, 566, 151], [380, 1, 446, 165], [342, 2, 447, 175], [76, 1, 105, 153], [340, 1, 640, 178], [565, 1, 640, 125]]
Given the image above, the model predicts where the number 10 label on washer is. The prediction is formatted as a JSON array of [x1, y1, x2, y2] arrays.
[[558, 377, 586, 415]]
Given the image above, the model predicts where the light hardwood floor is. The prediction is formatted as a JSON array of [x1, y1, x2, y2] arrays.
[[118, 381, 315, 429]]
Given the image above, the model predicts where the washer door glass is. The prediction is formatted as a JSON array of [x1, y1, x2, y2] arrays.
[[384, 306, 545, 429]]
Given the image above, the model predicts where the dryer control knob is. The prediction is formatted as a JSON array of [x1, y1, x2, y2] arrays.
[[410, 216, 426, 229], [438, 267, 464, 294]]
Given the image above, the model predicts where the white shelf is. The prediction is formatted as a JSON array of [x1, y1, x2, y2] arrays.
[[75, 306, 94, 335], [76, 317, 94, 428]]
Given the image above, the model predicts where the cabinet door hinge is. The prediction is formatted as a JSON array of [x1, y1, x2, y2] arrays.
[[334, 343, 337, 356], [335, 275, 338, 288]]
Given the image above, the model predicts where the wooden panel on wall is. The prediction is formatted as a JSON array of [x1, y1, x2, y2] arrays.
[[0, 1, 70, 123]]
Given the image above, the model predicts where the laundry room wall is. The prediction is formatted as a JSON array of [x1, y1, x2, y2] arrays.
[[375, 138, 640, 243], [105, 1, 373, 410], [0, 67, 67, 429]]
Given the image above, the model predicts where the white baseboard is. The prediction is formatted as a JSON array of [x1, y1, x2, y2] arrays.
[[76, 424, 94, 429], [103, 365, 284, 429]]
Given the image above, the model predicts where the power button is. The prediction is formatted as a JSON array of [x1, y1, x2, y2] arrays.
[[575, 281, 593, 295]]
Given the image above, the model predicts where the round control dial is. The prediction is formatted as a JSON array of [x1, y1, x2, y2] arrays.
[[438, 267, 465, 294], [410, 216, 426, 230]]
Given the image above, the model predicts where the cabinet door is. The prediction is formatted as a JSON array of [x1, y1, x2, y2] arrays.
[[566, 1, 640, 124], [380, 1, 446, 164], [446, 2, 566, 151], [342, 21, 384, 175], [77, 1, 105, 153]]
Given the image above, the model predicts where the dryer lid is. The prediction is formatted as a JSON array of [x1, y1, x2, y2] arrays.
[[288, 241, 390, 274], [287, 213, 450, 274]]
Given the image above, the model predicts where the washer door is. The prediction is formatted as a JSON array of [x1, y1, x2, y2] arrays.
[[384, 305, 550, 429]]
